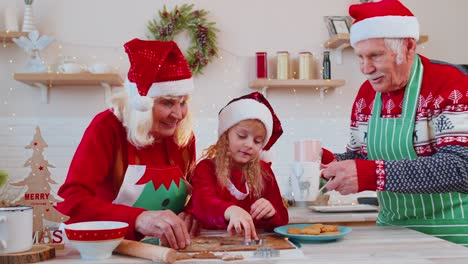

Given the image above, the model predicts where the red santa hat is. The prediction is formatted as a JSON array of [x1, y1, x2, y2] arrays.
[[349, 0, 419, 47], [124, 38, 194, 111], [218, 92, 283, 151]]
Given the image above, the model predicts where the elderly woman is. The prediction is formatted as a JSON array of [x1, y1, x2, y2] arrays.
[[57, 39, 199, 249]]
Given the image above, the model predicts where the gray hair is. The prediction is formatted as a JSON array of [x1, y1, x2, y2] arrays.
[[110, 91, 193, 148], [384, 38, 406, 65]]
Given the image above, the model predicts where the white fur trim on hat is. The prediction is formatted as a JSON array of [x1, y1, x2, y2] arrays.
[[218, 99, 273, 147], [125, 79, 154, 112], [146, 78, 194, 97], [125, 78, 194, 112], [350, 16, 419, 47]]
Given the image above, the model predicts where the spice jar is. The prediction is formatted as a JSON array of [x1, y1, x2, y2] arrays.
[[276, 51, 289, 80], [256, 52, 268, 78], [298, 52, 313, 80]]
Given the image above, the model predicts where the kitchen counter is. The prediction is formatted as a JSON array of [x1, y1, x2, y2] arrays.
[[46, 225, 468, 263], [288, 206, 378, 226]]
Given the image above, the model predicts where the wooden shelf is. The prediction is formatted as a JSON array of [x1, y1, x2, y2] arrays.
[[14, 72, 124, 103], [249, 78, 345, 99], [324, 34, 429, 49], [0, 31, 28, 43], [14, 72, 123, 86]]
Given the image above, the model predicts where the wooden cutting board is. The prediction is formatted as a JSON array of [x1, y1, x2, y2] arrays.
[[0, 245, 55, 264], [178, 234, 295, 253]]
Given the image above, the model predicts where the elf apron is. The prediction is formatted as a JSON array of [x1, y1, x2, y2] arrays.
[[368, 55, 468, 246], [112, 141, 189, 214]]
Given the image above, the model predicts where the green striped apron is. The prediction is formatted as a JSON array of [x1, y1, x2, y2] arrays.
[[368, 55, 468, 246]]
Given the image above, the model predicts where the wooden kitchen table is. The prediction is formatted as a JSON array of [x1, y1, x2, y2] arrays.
[[45, 225, 468, 263], [288, 206, 378, 226]]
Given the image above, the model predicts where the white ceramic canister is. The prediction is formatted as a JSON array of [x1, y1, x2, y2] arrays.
[[298, 52, 313, 80], [276, 51, 289, 80], [0, 206, 33, 254]]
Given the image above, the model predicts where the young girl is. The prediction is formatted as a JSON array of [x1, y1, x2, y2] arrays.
[[190, 92, 288, 242]]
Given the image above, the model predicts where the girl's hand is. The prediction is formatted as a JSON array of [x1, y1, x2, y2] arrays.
[[250, 198, 276, 220], [224, 205, 259, 242]]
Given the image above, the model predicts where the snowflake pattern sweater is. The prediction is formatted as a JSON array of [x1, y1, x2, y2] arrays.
[[190, 159, 288, 230], [336, 55, 468, 194], [56, 110, 196, 240]]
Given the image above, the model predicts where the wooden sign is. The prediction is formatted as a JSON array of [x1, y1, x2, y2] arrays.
[[10, 126, 69, 247]]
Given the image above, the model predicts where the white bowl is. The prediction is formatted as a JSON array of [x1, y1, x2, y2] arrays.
[[64, 221, 128, 260]]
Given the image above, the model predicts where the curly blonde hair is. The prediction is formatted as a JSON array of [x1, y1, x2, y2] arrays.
[[110, 91, 193, 148], [200, 120, 271, 198]]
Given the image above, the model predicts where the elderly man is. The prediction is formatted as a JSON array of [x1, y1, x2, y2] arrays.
[[322, 0, 468, 246]]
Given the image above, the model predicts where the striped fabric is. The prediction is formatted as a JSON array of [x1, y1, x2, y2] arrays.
[[377, 191, 468, 246], [368, 55, 468, 246]]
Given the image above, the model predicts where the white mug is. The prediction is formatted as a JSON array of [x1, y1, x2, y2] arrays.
[[0, 206, 33, 254], [291, 162, 324, 205], [294, 140, 322, 162], [88, 63, 112, 74], [58, 63, 82, 74]]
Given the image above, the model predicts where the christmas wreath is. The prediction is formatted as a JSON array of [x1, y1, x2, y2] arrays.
[[148, 4, 219, 75]]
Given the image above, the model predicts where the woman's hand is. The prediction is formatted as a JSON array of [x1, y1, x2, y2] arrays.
[[250, 198, 275, 220], [178, 211, 200, 237], [224, 205, 259, 242], [135, 210, 190, 249]]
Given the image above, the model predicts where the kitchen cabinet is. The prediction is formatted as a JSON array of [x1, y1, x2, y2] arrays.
[[14, 72, 124, 104]]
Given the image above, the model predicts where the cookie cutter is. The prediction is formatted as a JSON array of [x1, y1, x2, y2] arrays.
[[243, 237, 266, 246], [252, 247, 280, 258]]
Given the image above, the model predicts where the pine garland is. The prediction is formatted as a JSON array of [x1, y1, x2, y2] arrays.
[[147, 4, 219, 75]]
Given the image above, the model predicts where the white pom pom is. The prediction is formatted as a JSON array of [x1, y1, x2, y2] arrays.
[[260, 150, 274, 162], [130, 95, 154, 112]]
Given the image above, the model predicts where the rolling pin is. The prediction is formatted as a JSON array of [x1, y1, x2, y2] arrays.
[[115, 239, 176, 264]]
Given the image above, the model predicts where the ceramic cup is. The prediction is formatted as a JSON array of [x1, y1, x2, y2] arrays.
[[58, 62, 82, 74], [294, 140, 322, 162], [88, 63, 112, 74], [0, 206, 33, 254]]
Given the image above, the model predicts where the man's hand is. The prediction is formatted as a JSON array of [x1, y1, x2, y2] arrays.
[[321, 160, 359, 195]]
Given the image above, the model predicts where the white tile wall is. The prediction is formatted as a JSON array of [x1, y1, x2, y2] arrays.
[[1, 116, 373, 203]]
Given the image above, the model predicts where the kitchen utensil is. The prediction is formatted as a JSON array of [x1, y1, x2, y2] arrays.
[[64, 221, 128, 260], [243, 238, 266, 246], [315, 177, 333, 201], [115, 239, 176, 264], [357, 197, 379, 206], [0, 206, 33, 254], [253, 248, 280, 258]]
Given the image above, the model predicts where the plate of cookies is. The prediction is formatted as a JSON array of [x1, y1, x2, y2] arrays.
[[274, 223, 351, 242]]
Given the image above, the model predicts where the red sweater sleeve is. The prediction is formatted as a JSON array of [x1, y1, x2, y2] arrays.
[[255, 161, 289, 230], [191, 159, 236, 228], [56, 111, 145, 240]]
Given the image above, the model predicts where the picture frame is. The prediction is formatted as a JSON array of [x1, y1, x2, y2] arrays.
[[324, 16, 353, 37]]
